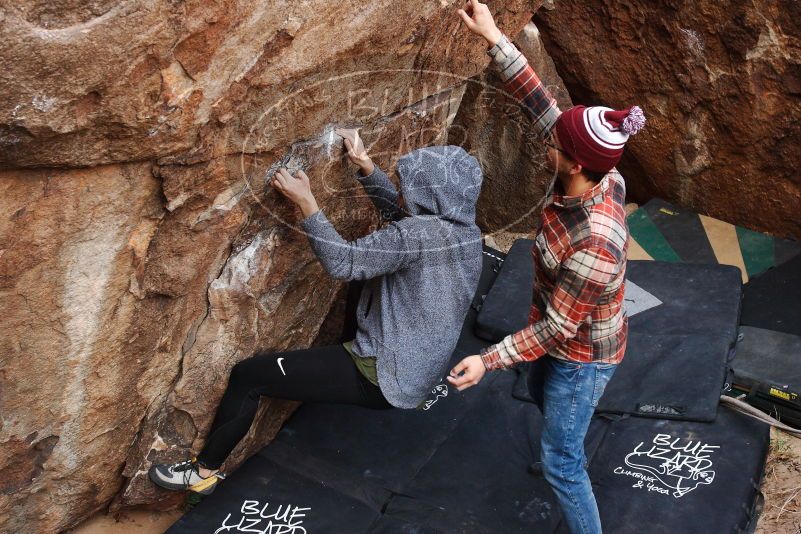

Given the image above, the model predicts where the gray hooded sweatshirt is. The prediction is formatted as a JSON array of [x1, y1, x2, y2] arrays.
[[300, 145, 484, 408]]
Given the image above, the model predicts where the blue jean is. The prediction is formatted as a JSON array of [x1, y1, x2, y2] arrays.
[[527, 356, 617, 534]]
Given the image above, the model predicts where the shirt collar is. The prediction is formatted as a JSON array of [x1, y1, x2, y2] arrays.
[[547, 173, 610, 209]]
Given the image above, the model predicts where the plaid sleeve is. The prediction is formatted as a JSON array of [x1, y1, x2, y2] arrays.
[[486, 33, 560, 138], [480, 246, 619, 370]]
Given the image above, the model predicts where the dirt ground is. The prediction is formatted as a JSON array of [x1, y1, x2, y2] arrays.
[[756, 429, 801, 534], [67, 508, 182, 534]]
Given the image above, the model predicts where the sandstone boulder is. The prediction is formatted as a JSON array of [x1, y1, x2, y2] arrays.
[[535, 0, 801, 240]]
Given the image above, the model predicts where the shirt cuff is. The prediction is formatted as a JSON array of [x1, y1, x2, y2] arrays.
[[300, 208, 328, 233], [480, 345, 505, 371], [355, 166, 380, 181], [485, 33, 528, 83], [486, 33, 509, 57]]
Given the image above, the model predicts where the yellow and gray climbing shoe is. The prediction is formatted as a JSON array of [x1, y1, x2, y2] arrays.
[[148, 458, 225, 495]]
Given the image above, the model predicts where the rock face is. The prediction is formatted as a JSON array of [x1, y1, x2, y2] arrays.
[[0, 1, 539, 531], [535, 1, 801, 240], [450, 21, 573, 234]]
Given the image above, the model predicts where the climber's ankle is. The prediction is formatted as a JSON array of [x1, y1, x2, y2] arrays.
[[197, 465, 219, 478]]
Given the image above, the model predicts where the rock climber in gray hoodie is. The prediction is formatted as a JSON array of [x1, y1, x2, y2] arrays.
[[149, 129, 483, 495]]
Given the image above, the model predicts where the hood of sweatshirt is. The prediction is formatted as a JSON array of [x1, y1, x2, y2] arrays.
[[396, 145, 483, 226]]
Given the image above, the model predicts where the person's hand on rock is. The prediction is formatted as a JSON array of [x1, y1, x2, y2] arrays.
[[335, 128, 375, 176], [446, 354, 487, 391], [271, 168, 319, 218], [457, 0, 502, 47]]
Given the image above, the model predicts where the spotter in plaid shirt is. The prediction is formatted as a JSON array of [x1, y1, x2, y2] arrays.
[[479, 34, 630, 371]]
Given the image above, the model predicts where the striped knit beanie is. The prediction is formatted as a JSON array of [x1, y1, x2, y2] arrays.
[[553, 105, 646, 173]]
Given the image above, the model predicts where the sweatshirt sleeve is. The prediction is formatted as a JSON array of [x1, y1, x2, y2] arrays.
[[479, 246, 620, 370], [355, 165, 406, 222], [487, 33, 561, 138], [300, 208, 421, 281]]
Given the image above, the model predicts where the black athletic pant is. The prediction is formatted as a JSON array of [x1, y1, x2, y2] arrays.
[[196, 281, 392, 470]]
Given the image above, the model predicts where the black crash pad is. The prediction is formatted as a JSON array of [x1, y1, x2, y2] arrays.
[[455, 246, 506, 356], [485, 254, 743, 421], [475, 239, 534, 343], [167, 366, 565, 534], [741, 252, 801, 336], [473, 246, 744, 351], [168, 451, 383, 533], [168, 384, 769, 534], [626, 260, 742, 346], [731, 326, 801, 427], [379, 372, 553, 533], [593, 262, 741, 422], [595, 332, 731, 422], [587, 406, 769, 534]]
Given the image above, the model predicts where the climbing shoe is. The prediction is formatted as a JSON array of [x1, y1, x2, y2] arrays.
[[149, 457, 225, 495]]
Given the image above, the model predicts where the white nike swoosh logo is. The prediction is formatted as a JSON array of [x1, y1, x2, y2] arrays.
[[277, 357, 286, 376]]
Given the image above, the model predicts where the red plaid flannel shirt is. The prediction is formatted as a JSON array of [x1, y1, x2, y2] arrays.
[[479, 34, 629, 371]]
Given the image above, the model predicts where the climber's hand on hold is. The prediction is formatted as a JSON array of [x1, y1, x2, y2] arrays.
[[446, 354, 486, 391], [335, 128, 375, 176], [457, 0, 502, 47], [271, 168, 319, 218]]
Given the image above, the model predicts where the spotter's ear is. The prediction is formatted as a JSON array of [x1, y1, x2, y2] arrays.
[[569, 161, 584, 176]]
